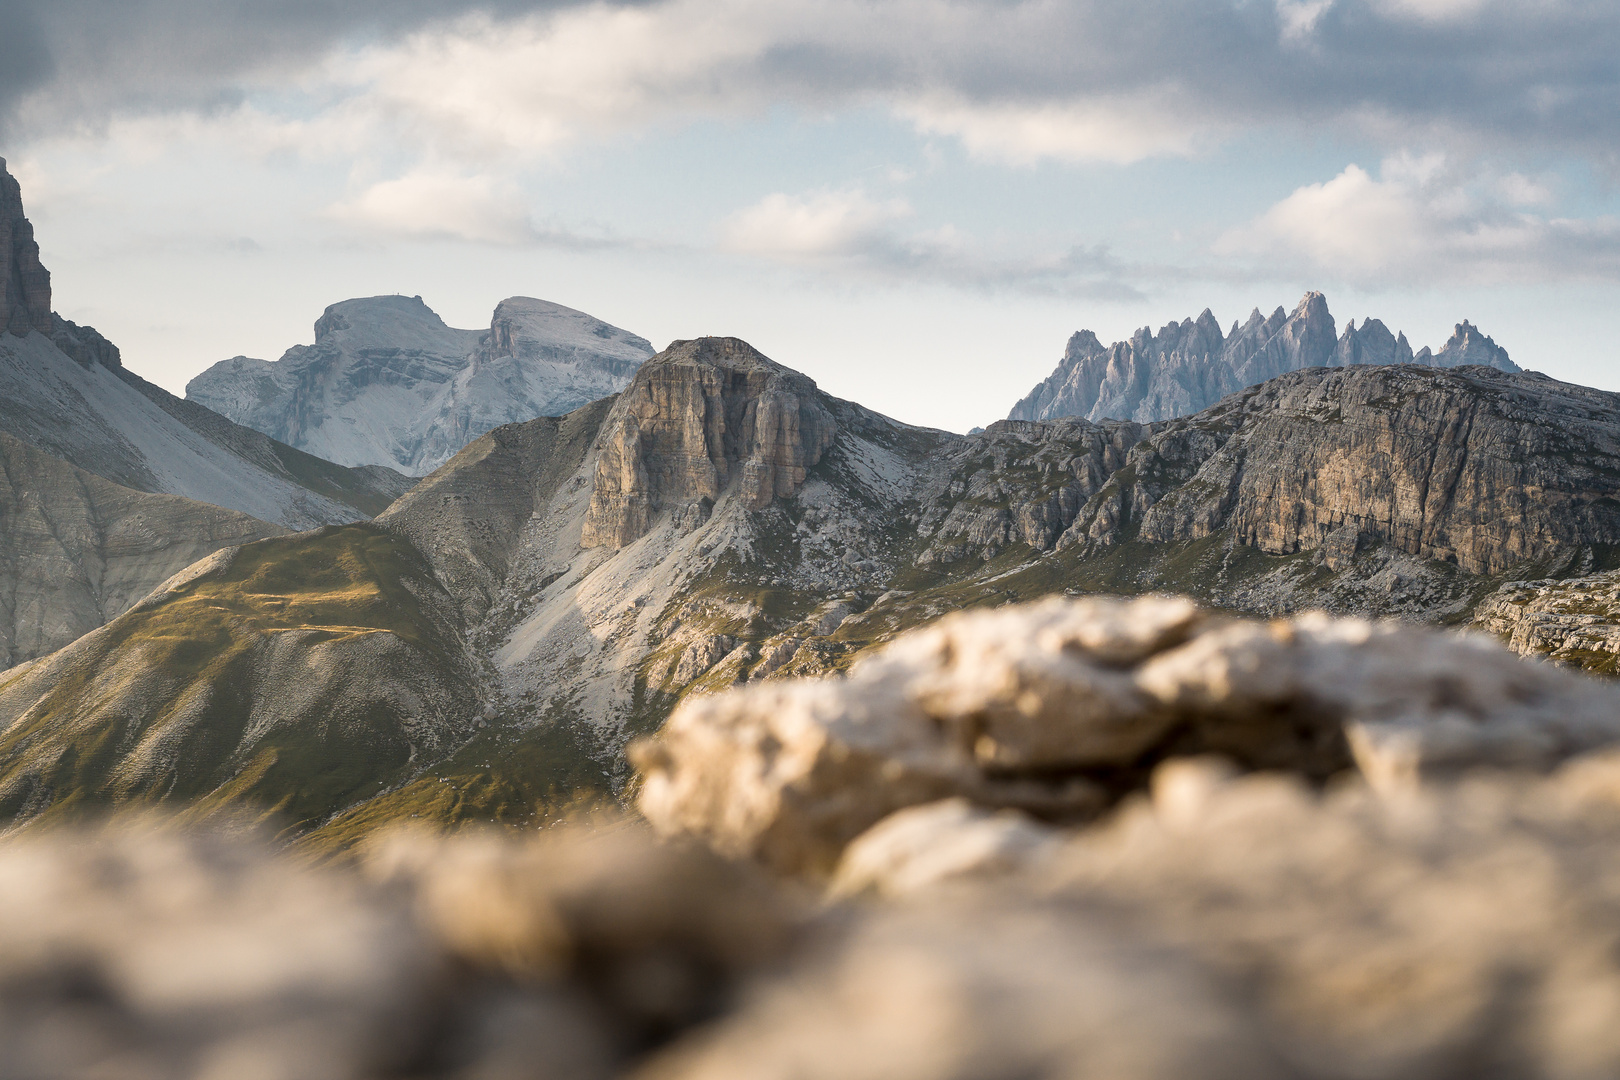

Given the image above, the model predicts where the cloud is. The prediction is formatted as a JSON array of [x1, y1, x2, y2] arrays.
[[5, 0, 1620, 170], [325, 169, 621, 249], [899, 93, 1214, 166], [723, 187, 1144, 299], [1219, 153, 1620, 287]]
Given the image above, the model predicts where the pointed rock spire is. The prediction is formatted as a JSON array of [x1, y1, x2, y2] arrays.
[[0, 158, 52, 337]]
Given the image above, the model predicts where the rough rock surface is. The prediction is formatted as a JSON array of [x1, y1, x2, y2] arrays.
[[0, 158, 50, 337], [1083, 364, 1620, 575], [582, 338, 838, 549], [1008, 291, 1520, 425], [187, 294, 654, 475], [0, 430, 283, 668], [1475, 569, 1620, 673], [635, 596, 1620, 875]]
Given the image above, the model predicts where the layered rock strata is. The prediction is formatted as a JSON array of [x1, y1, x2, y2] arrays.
[[582, 337, 837, 549], [1075, 364, 1620, 575], [1009, 290, 1521, 424]]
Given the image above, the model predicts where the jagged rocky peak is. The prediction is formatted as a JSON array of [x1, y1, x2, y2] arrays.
[[1420, 319, 1519, 371], [0, 158, 52, 337], [1009, 290, 1517, 425], [581, 336, 838, 549]]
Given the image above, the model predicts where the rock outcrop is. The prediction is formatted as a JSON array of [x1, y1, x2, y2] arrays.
[[582, 338, 838, 549], [186, 293, 654, 475], [634, 596, 1620, 875], [0, 158, 50, 338], [1008, 291, 1520, 424], [1475, 569, 1620, 673], [1080, 364, 1620, 575]]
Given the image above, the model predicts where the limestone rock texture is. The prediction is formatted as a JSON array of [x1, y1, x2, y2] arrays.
[[18, 586, 1620, 1078], [0, 430, 283, 668], [1085, 364, 1620, 575], [0, 158, 50, 337], [1475, 569, 1620, 673], [634, 596, 1620, 876], [186, 293, 654, 475], [582, 338, 838, 549], [1008, 291, 1520, 425]]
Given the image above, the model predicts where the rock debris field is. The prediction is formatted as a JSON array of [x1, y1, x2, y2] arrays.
[[13, 595, 1620, 1079]]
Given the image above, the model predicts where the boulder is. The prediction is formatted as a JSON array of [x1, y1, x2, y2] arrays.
[[635, 596, 1620, 874]]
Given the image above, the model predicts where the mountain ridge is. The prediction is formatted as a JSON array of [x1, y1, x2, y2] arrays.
[[186, 292, 655, 476], [1009, 291, 1520, 425]]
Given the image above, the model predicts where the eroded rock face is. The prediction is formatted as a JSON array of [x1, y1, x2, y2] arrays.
[[1475, 570, 1620, 673], [1083, 364, 1620, 575], [0, 158, 51, 338], [582, 338, 837, 549], [634, 596, 1620, 876], [1008, 291, 1519, 425]]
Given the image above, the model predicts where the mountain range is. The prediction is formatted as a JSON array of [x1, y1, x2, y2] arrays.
[[2, 332, 1616, 842], [3, 154, 1619, 845], [186, 293, 654, 475], [1009, 291, 1520, 424]]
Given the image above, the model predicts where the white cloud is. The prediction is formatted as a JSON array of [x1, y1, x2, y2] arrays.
[[1220, 154, 1620, 286], [325, 169, 540, 245], [722, 186, 1143, 299], [723, 189, 913, 259], [899, 93, 1213, 166]]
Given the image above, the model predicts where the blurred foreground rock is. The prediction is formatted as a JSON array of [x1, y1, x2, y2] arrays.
[[16, 597, 1620, 1079], [635, 596, 1620, 874]]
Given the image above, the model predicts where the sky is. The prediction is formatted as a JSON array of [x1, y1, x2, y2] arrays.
[[2, 0, 1619, 433]]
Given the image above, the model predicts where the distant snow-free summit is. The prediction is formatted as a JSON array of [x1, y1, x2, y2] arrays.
[[187, 294, 655, 476], [1008, 292, 1520, 425]]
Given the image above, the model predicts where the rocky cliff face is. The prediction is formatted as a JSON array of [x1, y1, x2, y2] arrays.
[[581, 338, 838, 549], [1009, 291, 1521, 424], [187, 294, 655, 475], [1085, 365, 1620, 576], [0, 159, 51, 338]]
